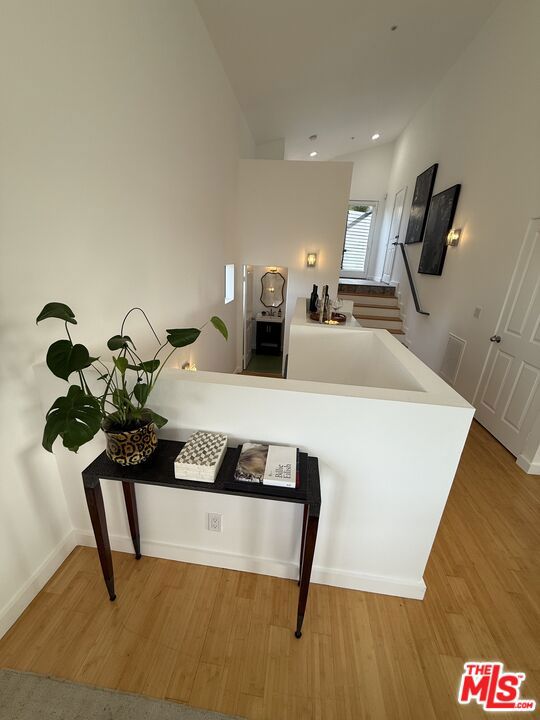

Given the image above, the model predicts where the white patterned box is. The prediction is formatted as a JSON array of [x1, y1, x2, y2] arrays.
[[174, 431, 228, 482]]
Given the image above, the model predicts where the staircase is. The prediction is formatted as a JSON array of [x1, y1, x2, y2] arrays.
[[338, 280, 406, 343]]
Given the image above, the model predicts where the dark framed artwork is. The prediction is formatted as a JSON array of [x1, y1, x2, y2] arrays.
[[418, 184, 461, 276], [404, 163, 438, 244]]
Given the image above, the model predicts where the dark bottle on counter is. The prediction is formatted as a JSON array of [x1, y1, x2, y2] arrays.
[[309, 284, 318, 312]]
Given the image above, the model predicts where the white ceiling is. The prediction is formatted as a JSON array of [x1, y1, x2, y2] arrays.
[[195, 0, 500, 159]]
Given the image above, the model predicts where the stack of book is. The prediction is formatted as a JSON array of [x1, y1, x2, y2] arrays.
[[234, 443, 298, 488], [174, 431, 228, 482]]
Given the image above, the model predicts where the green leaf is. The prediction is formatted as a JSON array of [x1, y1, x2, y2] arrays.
[[126, 359, 160, 374], [211, 316, 228, 341], [142, 408, 168, 428], [113, 356, 128, 374], [138, 359, 160, 373], [42, 385, 101, 453], [166, 328, 201, 348], [46, 340, 96, 381], [36, 302, 77, 325], [107, 335, 135, 351], [112, 387, 133, 410], [133, 382, 150, 405]]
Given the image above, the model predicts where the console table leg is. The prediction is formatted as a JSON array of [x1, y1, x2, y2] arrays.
[[295, 512, 319, 638], [298, 503, 309, 585], [122, 481, 141, 559], [84, 482, 116, 601]]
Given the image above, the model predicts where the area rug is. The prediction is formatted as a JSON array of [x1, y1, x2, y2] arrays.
[[0, 669, 242, 720]]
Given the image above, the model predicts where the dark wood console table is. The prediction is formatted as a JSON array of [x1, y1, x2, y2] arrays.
[[82, 440, 321, 638]]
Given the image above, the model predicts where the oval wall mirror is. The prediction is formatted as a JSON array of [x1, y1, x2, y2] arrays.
[[260, 271, 285, 308]]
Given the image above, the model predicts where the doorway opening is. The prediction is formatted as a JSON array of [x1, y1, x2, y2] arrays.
[[340, 201, 378, 280], [242, 265, 288, 378]]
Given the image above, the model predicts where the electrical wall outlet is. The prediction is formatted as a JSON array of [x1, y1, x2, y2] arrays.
[[473, 306, 482, 319], [207, 512, 222, 532]]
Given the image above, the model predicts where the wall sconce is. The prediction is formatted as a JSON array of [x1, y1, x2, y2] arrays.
[[306, 252, 318, 268], [447, 229, 461, 247], [267, 266, 278, 273], [181, 361, 197, 371]]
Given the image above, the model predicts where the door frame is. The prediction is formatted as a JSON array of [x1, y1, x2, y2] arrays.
[[242, 264, 253, 370], [340, 200, 379, 279], [381, 187, 407, 284]]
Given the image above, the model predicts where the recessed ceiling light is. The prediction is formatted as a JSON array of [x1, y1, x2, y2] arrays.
[[371, 133, 381, 140], [310, 151, 318, 157]]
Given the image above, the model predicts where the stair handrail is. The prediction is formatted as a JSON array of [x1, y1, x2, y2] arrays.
[[392, 241, 430, 316]]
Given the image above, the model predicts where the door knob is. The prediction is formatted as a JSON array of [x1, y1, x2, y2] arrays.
[[490, 335, 502, 343]]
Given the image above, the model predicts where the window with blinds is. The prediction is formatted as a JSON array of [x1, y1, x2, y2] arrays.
[[341, 202, 377, 275]]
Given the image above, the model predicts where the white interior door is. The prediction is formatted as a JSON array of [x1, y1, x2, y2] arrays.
[[381, 187, 407, 284], [475, 219, 540, 456], [242, 264, 253, 369]]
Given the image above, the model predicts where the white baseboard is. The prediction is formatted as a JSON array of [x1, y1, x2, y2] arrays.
[[0, 528, 425, 639], [314, 566, 425, 599], [74, 530, 426, 600], [0, 531, 76, 640], [74, 530, 297, 580], [516, 454, 540, 475]]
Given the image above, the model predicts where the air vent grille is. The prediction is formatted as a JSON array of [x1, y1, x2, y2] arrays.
[[440, 333, 466, 386]]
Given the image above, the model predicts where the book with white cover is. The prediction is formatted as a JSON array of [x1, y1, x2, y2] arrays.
[[263, 445, 297, 488], [174, 431, 228, 482]]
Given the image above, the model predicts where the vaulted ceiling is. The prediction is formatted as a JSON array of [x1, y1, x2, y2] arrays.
[[195, 0, 500, 159]]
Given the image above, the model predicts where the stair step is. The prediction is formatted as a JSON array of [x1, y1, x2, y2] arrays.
[[339, 293, 398, 307], [353, 302, 399, 309], [355, 314, 402, 322], [353, 304, 400, 317], [338, 287, 396, 298], [355, 316, 403, 329]]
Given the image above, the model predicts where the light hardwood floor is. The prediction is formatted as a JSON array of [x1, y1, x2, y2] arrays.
[[0, 421, 538, 719]]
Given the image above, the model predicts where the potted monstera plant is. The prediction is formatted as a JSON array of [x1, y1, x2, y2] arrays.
[[36, 302, 227, 465]]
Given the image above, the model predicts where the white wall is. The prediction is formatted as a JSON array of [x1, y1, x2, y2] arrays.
[[0, 0, 254, 636], [36, 363, 473, 601], [381, 0, 540, 405], [235, 160, 353, 362], [332, 142, 396, 279]]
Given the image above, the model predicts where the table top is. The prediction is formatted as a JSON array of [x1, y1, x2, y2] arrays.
[[82, 439, 320, 513]]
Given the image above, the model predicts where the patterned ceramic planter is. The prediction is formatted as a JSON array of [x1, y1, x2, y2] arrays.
[[103, 422, 158, 466]]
